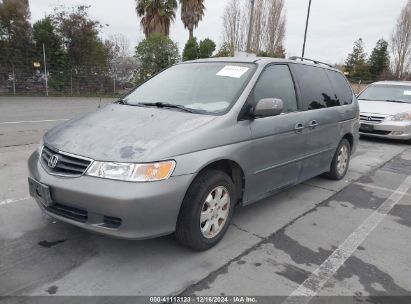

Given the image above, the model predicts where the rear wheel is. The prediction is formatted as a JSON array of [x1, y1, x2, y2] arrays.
[[174, 169, 236, 251], [326, 138, 351, 180]]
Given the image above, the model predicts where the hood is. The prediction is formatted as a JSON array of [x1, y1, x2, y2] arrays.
[[358, 99, 411, 115], [44, 104, 217, 162]]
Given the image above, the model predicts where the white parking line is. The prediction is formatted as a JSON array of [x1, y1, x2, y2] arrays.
[[0, 119, 69, 125], [0, 196, 31, 206], [283, 174, 411, 304], [355, 182, 411, 198]]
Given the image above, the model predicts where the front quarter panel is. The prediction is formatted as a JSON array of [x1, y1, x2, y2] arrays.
[[172, 120, 253, 176]]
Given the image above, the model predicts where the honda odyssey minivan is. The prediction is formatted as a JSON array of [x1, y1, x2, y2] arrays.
[[28, 57, 359, 250]]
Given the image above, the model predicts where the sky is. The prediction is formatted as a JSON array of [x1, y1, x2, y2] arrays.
[[29, 0, 408, 64]]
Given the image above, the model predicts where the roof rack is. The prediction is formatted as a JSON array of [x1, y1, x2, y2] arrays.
[[289, 56, 334, 68]]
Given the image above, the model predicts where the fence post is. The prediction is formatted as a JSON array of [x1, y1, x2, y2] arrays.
[[43, 43, 49, 97], [12, 66, 16, 96], [70, 68, 73, 95]]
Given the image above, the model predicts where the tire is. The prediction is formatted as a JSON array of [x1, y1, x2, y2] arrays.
[[326, 138, 351, 180], [174, 169, 236, 251]]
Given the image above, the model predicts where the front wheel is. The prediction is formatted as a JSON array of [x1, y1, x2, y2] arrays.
[[326, 138, 351, 180], [174, 170, 236, 251]]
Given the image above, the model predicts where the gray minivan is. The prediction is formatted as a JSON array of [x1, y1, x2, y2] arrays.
[[28, 57, 359, 250]]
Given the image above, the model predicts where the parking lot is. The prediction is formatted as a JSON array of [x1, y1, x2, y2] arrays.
[[0, 97, 411, 301]]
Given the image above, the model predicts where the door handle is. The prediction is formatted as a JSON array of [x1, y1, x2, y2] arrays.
[[294, 123, 305, 133], [309, 120, 318, 130]]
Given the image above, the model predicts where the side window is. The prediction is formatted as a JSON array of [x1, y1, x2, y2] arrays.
[[292, 64, 338, 110], [325, 70, 353, 105], [253, 65, 298, 113]]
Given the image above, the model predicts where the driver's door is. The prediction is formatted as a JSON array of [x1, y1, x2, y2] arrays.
[[246, 65, 308, 203]]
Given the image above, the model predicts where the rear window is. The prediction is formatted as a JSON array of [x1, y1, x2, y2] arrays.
[[325, 70, 353, 105], [292, 64, 339, 110]]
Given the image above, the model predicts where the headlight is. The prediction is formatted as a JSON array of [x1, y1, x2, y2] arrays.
[[86, 160, 176, 182], [391, 112, 411, 121]]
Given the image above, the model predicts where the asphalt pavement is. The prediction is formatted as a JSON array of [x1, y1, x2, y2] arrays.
[[0, 97, 410, 302]]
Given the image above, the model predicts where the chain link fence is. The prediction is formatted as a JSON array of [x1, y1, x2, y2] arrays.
[[0, 64, 135, 97]]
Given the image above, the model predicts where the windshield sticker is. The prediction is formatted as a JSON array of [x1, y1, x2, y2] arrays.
[[404, 90, 411, 95], [216, 65, 250, 78]]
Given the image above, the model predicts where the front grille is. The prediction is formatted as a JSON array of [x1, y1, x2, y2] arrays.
[[47, 203, 88, 223], [359, 114, 387, 124], [41, 145, 92, 176], [360, 129, 391, 135]]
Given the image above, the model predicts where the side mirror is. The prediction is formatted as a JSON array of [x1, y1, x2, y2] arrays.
[[253, 98, 284, 117]]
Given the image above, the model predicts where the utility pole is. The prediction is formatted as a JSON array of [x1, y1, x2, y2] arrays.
[[43, 43, 49, 96], [246, 0, 255, 53], [301, 0, 312, 59]]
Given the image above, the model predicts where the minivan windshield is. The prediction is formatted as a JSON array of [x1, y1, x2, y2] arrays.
[[123, 62, 256, 114], [358, 84, 411, 103]]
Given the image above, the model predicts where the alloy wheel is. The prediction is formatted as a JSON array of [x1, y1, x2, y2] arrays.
[[200, 186, 231, 239], [337, 144, 349, 176]]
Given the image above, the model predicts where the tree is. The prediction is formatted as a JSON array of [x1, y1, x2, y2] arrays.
[[244, 0, 285, 54], [215, 43, 232, 57], [51, 5, 108, 69], [135, 0, 177, 37], [265, 0, 286, 55], [51, 5, 111, 93], [368, 39, 390, 81], [33, 17, 67, 69], [345, 38, 370, 81], [391, 0, 411, 79], [246, 0, 266, 53], [134, 33, 179, 83], [182, 37, 199, 61], [182, 37, 215, 61], [221, 0, 286, 55], [105, 35, 137, 91], [198, 38, 216, 58], [33, 17, 69, 91], [0, 0, 34, 74], [179, 0, 205, 40], [222, 0, 243, 55], [257, 49, 285, 58], [108, 33, 131, 57]]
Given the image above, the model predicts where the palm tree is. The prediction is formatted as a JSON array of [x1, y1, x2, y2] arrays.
[[179, 0, 205, 40], [136, 0, 177, 37]]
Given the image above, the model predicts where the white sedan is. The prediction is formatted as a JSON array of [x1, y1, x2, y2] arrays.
[[358, 81, 411, 142]]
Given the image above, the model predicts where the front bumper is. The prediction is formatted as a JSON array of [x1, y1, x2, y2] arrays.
[[359, 120, 411, 140], [28, 151, 194, 239]]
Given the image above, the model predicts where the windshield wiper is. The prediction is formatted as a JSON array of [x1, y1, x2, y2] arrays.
[[115, 98, 127, 105], [139, 102, 196, 113]]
